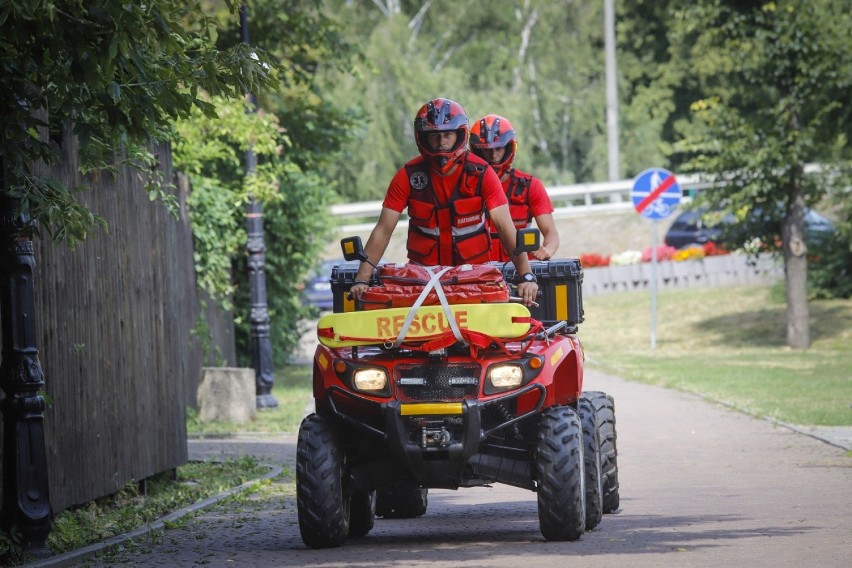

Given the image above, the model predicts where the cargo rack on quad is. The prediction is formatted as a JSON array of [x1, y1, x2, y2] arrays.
[[297, 229, 619, 548]]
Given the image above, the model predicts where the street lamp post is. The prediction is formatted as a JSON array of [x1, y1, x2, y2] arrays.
[[241, 2, 277, 409], [0, 161, 53, 553]]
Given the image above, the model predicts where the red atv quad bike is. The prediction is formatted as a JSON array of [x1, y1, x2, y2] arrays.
[[297, 229, 619, 549]]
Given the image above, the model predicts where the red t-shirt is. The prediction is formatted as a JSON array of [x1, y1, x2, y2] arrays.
[[510, 169, 554, 217], [382, 156, 508, 213], [485, 169, 553, 234]]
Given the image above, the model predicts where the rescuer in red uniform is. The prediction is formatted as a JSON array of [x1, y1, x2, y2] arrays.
[[470, 114, 559, 262], [349, 98, 539, 306]]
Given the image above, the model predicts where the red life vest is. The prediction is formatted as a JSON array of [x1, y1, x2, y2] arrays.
[[405, 155, 492, 266], [489, 170, 533, 262]]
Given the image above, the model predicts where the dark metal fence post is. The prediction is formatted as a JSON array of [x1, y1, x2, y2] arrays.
[[0, 163, 53, 552], [241, 2, 278, 409]]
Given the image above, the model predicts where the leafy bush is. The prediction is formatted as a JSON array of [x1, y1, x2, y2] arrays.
[[0, 0, 274, 243], [808, 224, 852, 299]]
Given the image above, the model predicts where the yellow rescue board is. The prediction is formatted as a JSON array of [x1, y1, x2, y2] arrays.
[[317, 303, 531, 348]]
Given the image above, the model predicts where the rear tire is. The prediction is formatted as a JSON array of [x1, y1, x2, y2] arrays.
[[584, 391, 620, 513], [348, 489, 376, 538], [535, 406, 586, 541], [578, 396, 604, 530], [375, 483, 428, 518], [296, 414, 349, 548]]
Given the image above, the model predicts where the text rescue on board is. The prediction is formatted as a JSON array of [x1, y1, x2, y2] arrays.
[[375, 311, 469, 338]]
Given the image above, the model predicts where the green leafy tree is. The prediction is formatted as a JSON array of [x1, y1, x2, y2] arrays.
[[173, 95, 284, 304], [173, 92, 335, 366], [320, 0, 624, 199], [178, 0, 354, 366], [671, 0, 852, 348], [0, 0, 274, 242], [319, 5, 473, 200]]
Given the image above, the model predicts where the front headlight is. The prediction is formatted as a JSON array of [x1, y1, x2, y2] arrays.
[[353, 368, 388, 391], [488, 364, 524, 389]]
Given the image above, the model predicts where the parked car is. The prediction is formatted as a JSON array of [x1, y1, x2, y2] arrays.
[[664, 207, 835, 249], [302, 257, 390, 311], [301, 259, 342, 311], [663, 209, 729, 249]]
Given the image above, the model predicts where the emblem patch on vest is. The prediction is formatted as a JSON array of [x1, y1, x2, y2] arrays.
[[410, 171, 428, 191]]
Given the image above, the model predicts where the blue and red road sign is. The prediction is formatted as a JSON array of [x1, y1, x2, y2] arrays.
[[630, 168, 681, 220]]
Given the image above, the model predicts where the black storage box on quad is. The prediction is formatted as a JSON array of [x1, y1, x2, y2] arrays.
[[332, 259, 584, 326], [330, 261, 381, 313], [501, 259, 584, 326]]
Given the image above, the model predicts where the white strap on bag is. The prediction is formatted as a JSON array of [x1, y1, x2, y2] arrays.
[[393, 266, 465, 347]]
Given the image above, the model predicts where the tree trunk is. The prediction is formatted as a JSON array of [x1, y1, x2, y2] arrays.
[[782, 177, 810, 349]]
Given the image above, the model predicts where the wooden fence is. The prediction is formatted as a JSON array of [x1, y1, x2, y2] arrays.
[[0, 139, 234, 512]]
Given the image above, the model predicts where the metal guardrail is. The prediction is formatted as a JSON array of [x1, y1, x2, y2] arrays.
[[328, 164, 833, 232], [329, 174, 714, 232]]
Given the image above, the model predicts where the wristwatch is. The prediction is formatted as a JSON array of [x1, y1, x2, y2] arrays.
[[520, 272, 537, 284]]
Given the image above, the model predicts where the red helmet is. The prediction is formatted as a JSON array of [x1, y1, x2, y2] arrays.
[[414, 98, 469, 174], [470, 114, 517, 178]]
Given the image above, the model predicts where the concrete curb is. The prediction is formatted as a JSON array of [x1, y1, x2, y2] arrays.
[[772, 421, 852, 451], [23, 463, 283, 568]]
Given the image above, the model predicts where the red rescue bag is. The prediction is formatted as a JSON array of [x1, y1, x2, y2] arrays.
[[359, 263, 509, 310]]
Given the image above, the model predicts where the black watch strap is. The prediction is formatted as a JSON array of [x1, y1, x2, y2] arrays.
[[520, 272, 537, 284]]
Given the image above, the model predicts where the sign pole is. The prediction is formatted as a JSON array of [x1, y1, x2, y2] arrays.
[[630, 167, 681, 352], [651, 220, 658, 350]]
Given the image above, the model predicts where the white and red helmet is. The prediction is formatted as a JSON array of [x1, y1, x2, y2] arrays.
[[470, 114, 518, 178], [414, 98, 469, 174]]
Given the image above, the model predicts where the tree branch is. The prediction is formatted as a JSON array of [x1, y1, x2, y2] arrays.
[[513, 2, 540, 91], [408, 0, 433, 41], [371, 0, 400, 17]]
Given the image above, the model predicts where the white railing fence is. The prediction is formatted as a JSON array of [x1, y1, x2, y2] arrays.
[[329, 174, 714, 233], [328, 164, 831, 233]]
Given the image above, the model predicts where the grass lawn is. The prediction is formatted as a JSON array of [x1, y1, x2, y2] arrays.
[[579, 283, 852, 426], [2, 457, 271, 564]]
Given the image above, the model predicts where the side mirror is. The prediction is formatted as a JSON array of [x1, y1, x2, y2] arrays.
[[340, 236, 379, 270], [341, 236, 366, 261], [513, 228, 540, 255]]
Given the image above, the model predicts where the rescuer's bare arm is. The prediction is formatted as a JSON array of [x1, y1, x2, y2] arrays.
[[489, 204, 538, 306], [350, 207, 401, 300]]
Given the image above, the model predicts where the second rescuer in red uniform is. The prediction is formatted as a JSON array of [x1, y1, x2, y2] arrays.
[[470, 114, 559, 261], [349, 98, 539, 306]]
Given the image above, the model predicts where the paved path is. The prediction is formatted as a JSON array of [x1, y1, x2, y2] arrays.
[[77, 368, 849, 568]]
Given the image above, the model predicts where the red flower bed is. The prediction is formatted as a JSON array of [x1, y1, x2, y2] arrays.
[[702, 241, 728, 256], [580, 253, 611, 267], [641, 245, 676, 263]]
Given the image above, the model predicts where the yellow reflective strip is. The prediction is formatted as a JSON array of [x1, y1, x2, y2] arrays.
[[316, 303, 531, 348], [400, 403, 463, 416], [318, 353, 329, 370], [344, 292, 355, 313], [550, 347, 564, 367], [555, 284, 568, 321]]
